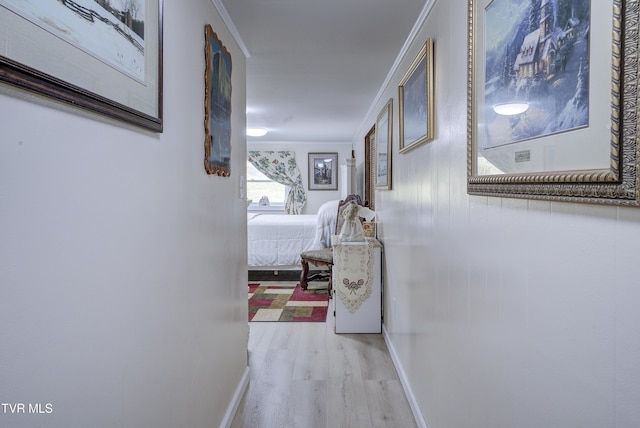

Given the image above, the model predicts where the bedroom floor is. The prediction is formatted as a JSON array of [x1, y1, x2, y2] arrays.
[[230, 292, 418, 428]]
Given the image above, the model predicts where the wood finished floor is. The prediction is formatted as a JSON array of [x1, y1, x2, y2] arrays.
[[231, 297, 417, 428]]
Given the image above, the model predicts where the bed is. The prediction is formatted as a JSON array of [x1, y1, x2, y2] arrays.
[[248, 200, 339, 269]]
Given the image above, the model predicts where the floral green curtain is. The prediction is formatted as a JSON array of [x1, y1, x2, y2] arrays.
[[248, 151, 307, 214]]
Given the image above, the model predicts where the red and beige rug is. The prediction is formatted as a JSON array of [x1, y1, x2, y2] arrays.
[[248, 282, 329, 322]]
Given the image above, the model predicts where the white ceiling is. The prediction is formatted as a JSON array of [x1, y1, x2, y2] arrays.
[[217, 0, 427, 144]]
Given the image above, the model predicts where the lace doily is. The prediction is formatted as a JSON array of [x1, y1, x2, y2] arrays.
[[333, 239, 374, 313]]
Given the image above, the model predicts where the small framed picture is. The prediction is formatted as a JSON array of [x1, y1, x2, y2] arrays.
[[308, 152, 338, 190], [363, 221, 376, 238]]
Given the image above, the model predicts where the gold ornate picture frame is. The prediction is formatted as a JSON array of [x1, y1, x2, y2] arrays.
[[399, 38, 435, 153], [467, 0, 640, 206]]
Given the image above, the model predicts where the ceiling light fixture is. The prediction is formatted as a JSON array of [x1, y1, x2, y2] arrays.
[[246, 127, 268, 137], [493, 102, 530, 116]]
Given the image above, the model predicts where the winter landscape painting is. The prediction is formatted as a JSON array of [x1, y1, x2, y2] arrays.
[[481, 0, 590, 148], [0, 0, 146, 82], [467, 0, 640, 205]]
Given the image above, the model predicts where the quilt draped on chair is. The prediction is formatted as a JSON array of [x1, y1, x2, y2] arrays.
[[248, 151, 307, 214]]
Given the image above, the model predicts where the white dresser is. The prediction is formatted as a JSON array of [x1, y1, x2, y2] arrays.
[[333, 238, 382, 333]]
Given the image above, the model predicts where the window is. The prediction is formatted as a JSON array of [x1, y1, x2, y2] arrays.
[[246, 161, 287, 210]]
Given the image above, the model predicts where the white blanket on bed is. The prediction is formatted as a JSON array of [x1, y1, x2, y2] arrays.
[[309, 199, 339, 250], [247, 200, 340, 267], [247, 213, 318, 266]]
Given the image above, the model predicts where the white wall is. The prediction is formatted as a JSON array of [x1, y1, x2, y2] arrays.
[[248, 142, 352, 214], [0, 0, 248, 427], [354, 1, 640, 427]]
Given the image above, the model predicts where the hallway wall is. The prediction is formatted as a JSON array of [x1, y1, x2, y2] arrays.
[[354, 1, 640, 427], [0, 0, 248, 426]]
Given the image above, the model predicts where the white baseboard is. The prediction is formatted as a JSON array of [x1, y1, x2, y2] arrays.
[[382, 325, 429, 428], [220, 366, 250, 428]]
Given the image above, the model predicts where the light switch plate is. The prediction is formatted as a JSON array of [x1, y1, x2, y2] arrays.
[[239, 175, 245, 199]]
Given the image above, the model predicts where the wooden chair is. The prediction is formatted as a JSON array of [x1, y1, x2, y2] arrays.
[[300, 195, 364, 295]]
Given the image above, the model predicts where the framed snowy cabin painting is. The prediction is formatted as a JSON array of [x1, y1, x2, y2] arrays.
[[0, 0, 163, 132], [467, 0, 640, 206]]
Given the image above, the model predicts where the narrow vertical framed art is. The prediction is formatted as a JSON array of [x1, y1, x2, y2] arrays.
[[375, 98, 393, 190], [364, 125, 376, 209], [204, 24, 232, 177]]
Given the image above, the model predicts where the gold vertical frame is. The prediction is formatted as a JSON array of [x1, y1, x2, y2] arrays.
[[375, 99, 393, 190], [364, 125, 377, 209], [398, 38, 435, 153]]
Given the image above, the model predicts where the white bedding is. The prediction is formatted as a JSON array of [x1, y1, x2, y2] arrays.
[[247, 200, 339, 267], [247, 213, 317, 266], [310, 199, 339, 250]]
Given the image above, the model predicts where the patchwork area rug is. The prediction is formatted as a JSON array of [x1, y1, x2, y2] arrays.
[[248, 282, 329, 322]]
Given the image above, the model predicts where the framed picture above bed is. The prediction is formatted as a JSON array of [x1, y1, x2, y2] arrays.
[[308, 152, 338, 190]]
